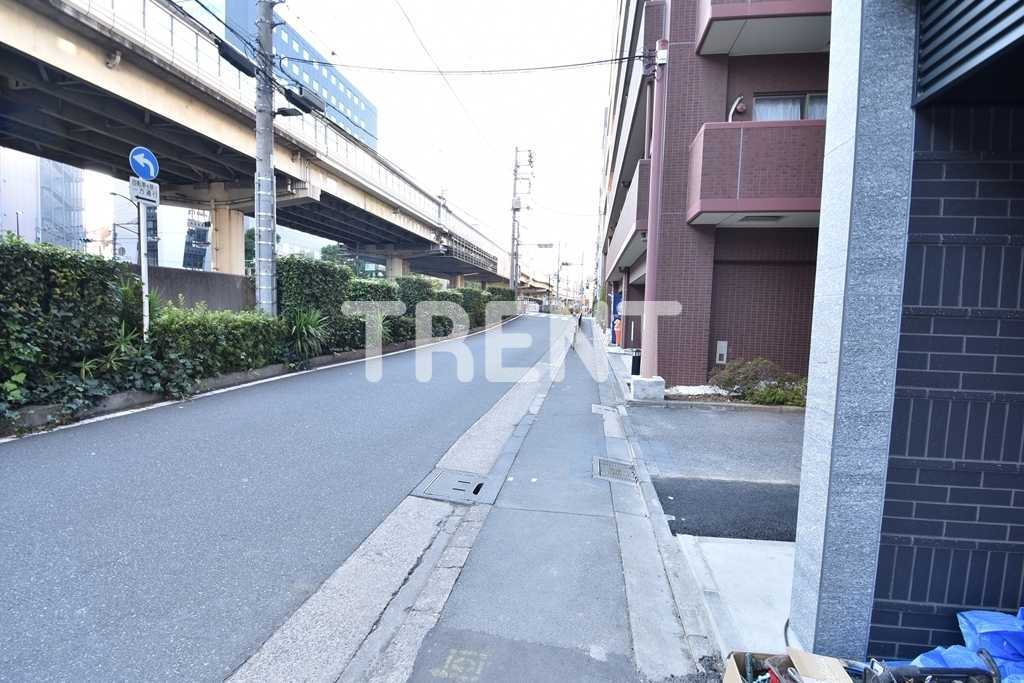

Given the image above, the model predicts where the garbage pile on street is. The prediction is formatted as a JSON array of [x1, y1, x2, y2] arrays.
[[727, 608, 1024, 683]]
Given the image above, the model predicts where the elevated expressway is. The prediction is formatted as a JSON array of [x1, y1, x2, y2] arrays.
[[0, 0, 541, 287]]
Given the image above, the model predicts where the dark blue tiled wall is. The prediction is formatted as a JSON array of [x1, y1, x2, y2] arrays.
[[869, 105, 1024, 660]]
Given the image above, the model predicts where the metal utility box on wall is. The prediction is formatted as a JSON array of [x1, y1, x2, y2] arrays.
[[716, 340, 728, 364]]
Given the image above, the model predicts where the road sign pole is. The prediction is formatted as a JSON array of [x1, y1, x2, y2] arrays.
[[126, 145, 160, 338], [138, 201, 150, 341]]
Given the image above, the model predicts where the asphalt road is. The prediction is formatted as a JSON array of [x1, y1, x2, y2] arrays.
[[652, 477, 799, 541], [0, 314, 569, 681]]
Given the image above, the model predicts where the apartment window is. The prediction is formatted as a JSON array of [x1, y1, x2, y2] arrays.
[[805, 93, 828, 119], [281, 30, 288, 43], [302, 72, 310, 84], [331, 75, 337, 85], [291, 63, 299, 76], [303, 49, 310, 60], [292, 40, 299, 52], [753, 96, 802, 121], [754, 93, 828, 121]]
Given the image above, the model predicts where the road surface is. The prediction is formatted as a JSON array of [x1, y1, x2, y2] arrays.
[[0, 314, 570, 681]]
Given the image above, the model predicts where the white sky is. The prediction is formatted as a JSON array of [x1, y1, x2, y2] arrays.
[[282, 0, 618, 292]]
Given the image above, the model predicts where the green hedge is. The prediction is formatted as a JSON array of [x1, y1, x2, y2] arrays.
[[486, 286, 515, 302], [150, 305, 287, 378], [433, 289, 464, 306], [429, 289, 464, 338], [0, 237, 127, 406], [387, 316, 417, 344], [347, 277, 398, 302], [395, 276, 435, 317], [457, 288, 491, 328], [277, 255, 353, 314]]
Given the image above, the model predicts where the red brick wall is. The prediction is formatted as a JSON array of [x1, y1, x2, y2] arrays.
[[708, 228, 817, 375], [726, 54, 830, 122], [650, 0, 726, 386]]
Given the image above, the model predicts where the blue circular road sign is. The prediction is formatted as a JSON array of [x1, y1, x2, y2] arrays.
[[129, 146, 160, 181]]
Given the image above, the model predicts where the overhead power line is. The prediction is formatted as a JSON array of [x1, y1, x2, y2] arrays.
[[282, 55, 643, 76]]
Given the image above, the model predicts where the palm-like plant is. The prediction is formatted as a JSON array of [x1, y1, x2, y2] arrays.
[[288, 308, 328, 361]]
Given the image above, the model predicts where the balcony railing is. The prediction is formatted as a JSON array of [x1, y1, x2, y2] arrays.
[[696, 0, 831, 56], [605, 159, 649, 279], [687, 119, 824, 227]]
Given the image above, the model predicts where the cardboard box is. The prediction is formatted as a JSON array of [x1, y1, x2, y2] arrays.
[[724, 652, 777, 683], [787, 648, 854, 683], [724, 649, 853, 683]]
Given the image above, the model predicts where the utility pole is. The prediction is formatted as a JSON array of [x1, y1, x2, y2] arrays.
[[509, 147, 534, 292], [555, 241, 561, 304], [254, 0, 278, 315]]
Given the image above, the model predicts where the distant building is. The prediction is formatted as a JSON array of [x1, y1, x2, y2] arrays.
[[215, 0, 379, 148], [0, 146, 84, 250]]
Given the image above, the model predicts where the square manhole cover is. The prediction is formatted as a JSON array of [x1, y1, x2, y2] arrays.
[[414, 468, 487, 504], [594, 457, 636, 483]]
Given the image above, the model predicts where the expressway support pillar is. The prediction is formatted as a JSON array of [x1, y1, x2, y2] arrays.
[[449, 274, 465, 288], [385, 255, 407, 280], [211, 207, 246, 275]]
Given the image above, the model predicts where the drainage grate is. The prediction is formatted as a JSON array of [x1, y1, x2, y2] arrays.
[[413, 468, 487, 504], [594, 457, 637, 483]]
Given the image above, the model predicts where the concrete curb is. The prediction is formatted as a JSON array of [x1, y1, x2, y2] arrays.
[[634, 398, 806, 413], [1, 316, 521, 438], [596, 338, 725, 681]]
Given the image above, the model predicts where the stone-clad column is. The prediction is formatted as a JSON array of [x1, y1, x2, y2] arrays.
[[210, 207, 245, 275], [789, 0, 918, 659]]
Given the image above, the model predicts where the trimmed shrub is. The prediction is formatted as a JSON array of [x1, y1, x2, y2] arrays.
[[347, 277, 398, 303], [747, 377, 807, 407], [0, 237, 127, 407], [387, 316, 417, 344], [486, 286, 515, 302], [710, 358, 784, 396], [395, 276, 436, 317], [457, 287, 491, 328], [710, 357, 807, 406], [433, 289, 464, 306], [277, 255, 353, 315], [149, 304, 287, 378], [333, 315, 394, 351], [430, 289, 464, 338]]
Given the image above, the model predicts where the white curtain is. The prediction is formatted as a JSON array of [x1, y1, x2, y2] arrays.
[[806, 94, 828, 120], [753, 96, 802, 121]]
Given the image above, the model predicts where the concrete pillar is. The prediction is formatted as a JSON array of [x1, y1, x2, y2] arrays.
[[643, 0, 725, 386], [789, 0, 917, 659], [210, 207, 245, 275], [385, 255, 406, 280], [449, 274, 465, 289]]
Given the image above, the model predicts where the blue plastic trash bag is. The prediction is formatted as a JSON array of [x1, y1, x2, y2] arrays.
[[958, 610, 1024, 660], [912, 646, 987, 669]]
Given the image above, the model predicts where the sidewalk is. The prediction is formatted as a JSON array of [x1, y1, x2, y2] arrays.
[[409, 348, 636, 681], [605, 338, 803, 657], [363, 320, 720, 682]]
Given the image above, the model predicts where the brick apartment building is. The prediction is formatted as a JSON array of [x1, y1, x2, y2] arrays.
[[602, 0, 1024, 663], [600, 0, 830, 386]]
